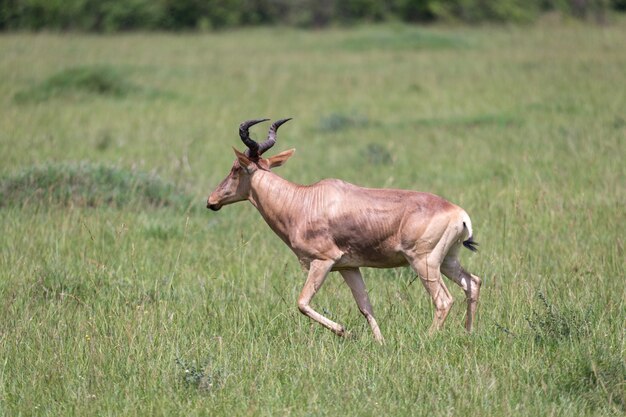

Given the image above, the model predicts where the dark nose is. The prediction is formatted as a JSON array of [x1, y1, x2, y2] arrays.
[[207, 203, 221, 211]]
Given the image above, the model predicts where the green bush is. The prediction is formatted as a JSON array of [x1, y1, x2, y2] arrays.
[[14, 66, 139, 103], [0, 0, 623, 31], [3, 0, 83, 30], [427, 0, 540, 22], [0, 162, 194, 210], [97, 0, 163, 31]]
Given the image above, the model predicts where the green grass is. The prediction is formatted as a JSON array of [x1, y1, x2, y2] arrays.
[[0, 21, 625, 416]]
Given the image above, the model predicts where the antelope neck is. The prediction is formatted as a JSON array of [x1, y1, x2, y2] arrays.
[[248, 170, 300, 240]]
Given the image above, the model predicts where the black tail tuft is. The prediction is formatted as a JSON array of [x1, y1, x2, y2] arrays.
[[463, 237, 479, 252]]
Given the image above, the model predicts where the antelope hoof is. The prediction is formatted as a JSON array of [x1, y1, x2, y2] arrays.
[[333, 326, 347, 337]]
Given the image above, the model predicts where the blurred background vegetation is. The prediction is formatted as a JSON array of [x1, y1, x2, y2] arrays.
[[1, 0, 625, 31]]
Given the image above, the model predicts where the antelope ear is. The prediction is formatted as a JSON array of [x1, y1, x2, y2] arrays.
[[233, 148, 256, 173], [268, 149, 295, 169]]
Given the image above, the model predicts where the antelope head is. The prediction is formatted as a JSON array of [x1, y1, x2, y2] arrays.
[[207, 118, 294, 211]]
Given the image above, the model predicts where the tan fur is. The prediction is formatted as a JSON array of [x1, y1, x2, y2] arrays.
[[208, 148, 481, 343]]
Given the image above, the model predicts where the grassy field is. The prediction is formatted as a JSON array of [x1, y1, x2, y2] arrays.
[[1, 19, 625, 416]]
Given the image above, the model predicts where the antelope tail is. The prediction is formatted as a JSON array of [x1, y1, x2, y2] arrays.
[[461, 211, 479, 253]]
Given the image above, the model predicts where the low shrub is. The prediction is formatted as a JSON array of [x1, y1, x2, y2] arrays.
[[0, 162, 194, 211], [14, 66, 139, 103]]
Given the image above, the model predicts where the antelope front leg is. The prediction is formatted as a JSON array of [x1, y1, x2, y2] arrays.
[[340, 268, 384, 343], [297, 259, 346, 337]]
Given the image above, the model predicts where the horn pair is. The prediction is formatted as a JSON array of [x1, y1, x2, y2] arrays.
[[239, 118, 292, 159]]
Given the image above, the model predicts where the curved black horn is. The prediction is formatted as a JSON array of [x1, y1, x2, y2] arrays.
[[239, 118, 269, 157], [258, 118, 292, 155]]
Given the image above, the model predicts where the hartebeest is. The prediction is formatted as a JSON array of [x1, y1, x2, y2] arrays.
[[207, 118, 481, 343]]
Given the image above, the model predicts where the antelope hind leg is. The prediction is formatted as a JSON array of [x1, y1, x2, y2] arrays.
[[441, 256, 482, 332], [406, 255, 454, 333]]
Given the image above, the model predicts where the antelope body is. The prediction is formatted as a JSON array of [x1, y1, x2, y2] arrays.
[[207, 119, 481, 343]]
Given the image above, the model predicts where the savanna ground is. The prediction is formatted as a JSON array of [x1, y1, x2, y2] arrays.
[[0, 19, 625, 416]]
